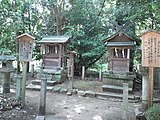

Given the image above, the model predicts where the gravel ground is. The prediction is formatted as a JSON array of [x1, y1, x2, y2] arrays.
[[0, 90, 139, 120]]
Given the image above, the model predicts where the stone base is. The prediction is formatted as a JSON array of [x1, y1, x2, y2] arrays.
[[102, 84, 132, 93], [103, 73, 134, 88], [134, 107, 146, 120], [35, 116, 45, 120]]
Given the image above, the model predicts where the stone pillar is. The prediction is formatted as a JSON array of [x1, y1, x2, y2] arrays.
[[137, 64, 149, 111], [142, 75, 149, 111], [123, 82, 128, 120], [68, 51, 75, 91], [59, 44, 62, 68], [99, 68, 102, 81], [3, 72, 10, 93], [127, 49, 130, 59], [16, 76, 22, 100], [31, 64, 34, 78], [82, 66, 85, 80], [158, 71, 160, 89], [39, 78, 47, 115]]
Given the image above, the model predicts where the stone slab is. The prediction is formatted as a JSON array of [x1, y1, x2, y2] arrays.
[[32, 80, 56, 86], [35, 116, 45, 120], [96, 92, 140, 100], [85, 90, 96, 97], [134, 107, 146, 120], [102, 84, 132, 93], [26, 84, 53, 91], [77, 90, 86, 97]]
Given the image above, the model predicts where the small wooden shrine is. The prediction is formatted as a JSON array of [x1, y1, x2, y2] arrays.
[[39, 36, 72, 69], [104, 31, 138, 74]]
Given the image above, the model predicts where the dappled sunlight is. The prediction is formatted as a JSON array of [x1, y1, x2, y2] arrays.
[[66, 114, 73, 120], [92, 115, 103, 120], [74, 104, 85, 114]]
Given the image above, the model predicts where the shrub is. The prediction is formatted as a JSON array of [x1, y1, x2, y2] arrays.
[[145, 105, 160, 120]]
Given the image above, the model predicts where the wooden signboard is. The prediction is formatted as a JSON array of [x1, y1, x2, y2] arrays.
[[17, 33, 35, 62], [16, 33, 34, 107], [142, 30, 160, 108], [142, 30, 160, 67], [19, 40, 33, 61]]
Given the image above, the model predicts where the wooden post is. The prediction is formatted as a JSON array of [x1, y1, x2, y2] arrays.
[[141, 30, 160, 109], [158, 70, 160, 89], [59, 44, 62, 67], [142, 75, 149, 111], [68, 52, 75, 90], [69, 77, 73, 90], [148, 66, 154, 108], [127, 49, 130, 59], [21, 62, 28, 108], [99, 68, 102, 81], [31, 64, 34, 78], [16, 75, 22, 100], [3, 72, 10, 93], [82, 66, 85, 80], [123, 82, 128, 120], [39, 78, 47, 115], [67, 51, 76, 95]]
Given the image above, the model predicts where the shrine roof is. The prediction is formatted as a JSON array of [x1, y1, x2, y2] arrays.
[[103, 30, 139, 42], [39, 36, 72, 43], [142, 29, 160, 36], [105, 41, 135, 47], [0, 55, 16, 61], [16, 33, 35, 40]]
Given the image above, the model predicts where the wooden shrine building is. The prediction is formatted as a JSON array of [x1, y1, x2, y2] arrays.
[[39, 36, 72, 69], [104, 31, 138, 74]]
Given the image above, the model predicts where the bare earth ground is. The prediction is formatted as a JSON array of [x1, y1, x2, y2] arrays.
[[0, 89, 139, 120]]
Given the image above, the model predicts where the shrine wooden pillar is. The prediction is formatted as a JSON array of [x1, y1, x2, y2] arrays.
[[59, 44, 62, 68]]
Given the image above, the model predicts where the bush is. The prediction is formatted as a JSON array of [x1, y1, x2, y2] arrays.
[[145, 105, 160, 120], [85, 70, 99, 78]]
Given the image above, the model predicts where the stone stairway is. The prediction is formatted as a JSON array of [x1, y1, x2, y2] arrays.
[[26, 69, 62, 91], [102, 84, 132, 93], [26, 80, 57, 91], [97, 84, 139, 100], [99, 72, 140, 100]]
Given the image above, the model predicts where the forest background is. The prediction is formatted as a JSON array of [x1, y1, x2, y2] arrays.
[[0, 0, 159, 73]]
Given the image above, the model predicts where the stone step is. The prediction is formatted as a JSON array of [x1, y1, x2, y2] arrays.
[[134, 107, 145, 120], [35, 116, 45, 120], [102, 84, 132, 93], [32, 80, 57, 86], [26, 84, 53, 91], [96, 92, 140, 100]]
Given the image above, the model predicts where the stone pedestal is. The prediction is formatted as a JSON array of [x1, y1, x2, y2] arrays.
[[137, 64, 149, 111], [3, 72, 10, 93], [16, 75, 22, 100], [0, 68, 15, 93], [142, 75, 149, 111]]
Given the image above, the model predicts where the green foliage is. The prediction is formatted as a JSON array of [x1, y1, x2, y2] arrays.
[[145, 105, 160, 120], [114, 0, 160, 32], [64, 0, 111, 75], [2, 0, 160, 72]]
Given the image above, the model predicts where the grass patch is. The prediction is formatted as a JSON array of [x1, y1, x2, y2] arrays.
[[55, 79, 103, 92]]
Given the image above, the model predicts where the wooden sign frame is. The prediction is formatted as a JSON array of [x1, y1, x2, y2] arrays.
[[16, 33, 35, 107], [142, 30, 160, 67], [142, 30, 160, 108], [17, 33, 35, 62]]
